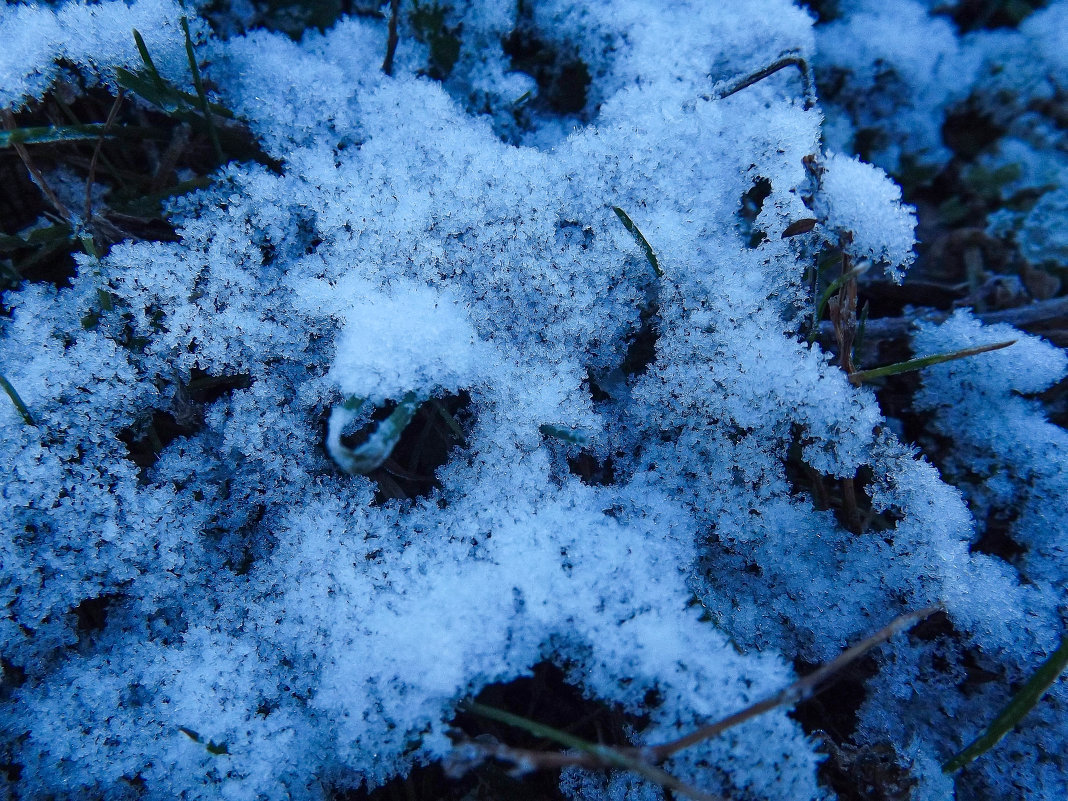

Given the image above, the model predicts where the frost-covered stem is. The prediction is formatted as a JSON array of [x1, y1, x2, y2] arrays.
[[709, 50, 817, 110], [643, 606, 939, 761], [382, 0, 402, 76]]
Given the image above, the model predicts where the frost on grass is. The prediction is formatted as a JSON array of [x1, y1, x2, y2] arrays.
[[0, 0, 196, 109], [0, 2, 1065, 800]]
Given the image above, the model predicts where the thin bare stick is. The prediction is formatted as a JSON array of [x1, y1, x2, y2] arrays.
[[456, 606, 938, 797], [84, 89, 125, 227], [642, 606, 940, 761], [816, 296, 1068, 350], [708, 50, 816, 110], [2, 109, 75, 223], [382, 0, 402, 76]]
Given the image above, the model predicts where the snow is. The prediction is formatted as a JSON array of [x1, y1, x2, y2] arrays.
[[1, 1, 1066, 800]]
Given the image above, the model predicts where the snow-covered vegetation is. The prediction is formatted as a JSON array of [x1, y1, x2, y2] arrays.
[[1, 1, 1065, 799]]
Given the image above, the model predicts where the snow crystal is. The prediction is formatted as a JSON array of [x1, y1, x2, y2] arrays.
[[816, 151, 917, 280]]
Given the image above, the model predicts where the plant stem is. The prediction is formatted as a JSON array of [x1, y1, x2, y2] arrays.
[[383, 0, 402, 76]]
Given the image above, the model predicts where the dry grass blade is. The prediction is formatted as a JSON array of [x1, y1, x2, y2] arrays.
[[847, 340, 1015, 385], [84, 89, 125, 234], [643, 606, 941, 761], [2, 110, 75, 223]]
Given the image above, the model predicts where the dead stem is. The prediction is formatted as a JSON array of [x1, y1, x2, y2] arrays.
[[708, 50, 817, 110], [2, 109, 75, 223], [462, 607, 939, 794], [382, 0, 402, 76], [84, 89, 124, 226]]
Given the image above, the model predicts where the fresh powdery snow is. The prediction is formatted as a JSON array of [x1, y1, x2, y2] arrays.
[[1, 1, 1065, 800]]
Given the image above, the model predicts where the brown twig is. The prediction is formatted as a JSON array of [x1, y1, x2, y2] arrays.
[[461, 606, 939, 790], [815, 296, 1068, 350], [84, 88, 124, 226], [707, 50, 817, 110], [641, 606, 940, 761], [382, 0, 402, 76], [2, 109, 75, 223]]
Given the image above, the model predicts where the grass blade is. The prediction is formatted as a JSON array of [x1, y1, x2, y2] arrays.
[[847, 340, 1015, 385], [327, 392, 422, 474], [0, 224, 74, 254], [132, 28, 167, 94], [0, 124, 120, 148], [115, 67, 232, 118], [613, 206, 662, 277], [1, 373, 36, 426], [943, 634, 1068, 773], [179, 726, 229, 756], [180, 16, 224, 165]]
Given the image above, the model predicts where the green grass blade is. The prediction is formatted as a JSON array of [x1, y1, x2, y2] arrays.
[[463, 701, 603, 754], [180, 16, 224, 165], [115, 67, 232, 119], [132, 28, 167, 94], [0, 124, 116, 148], [109, 175, 214, 217], [848, 340, 1015, 385], [539, 424, 588, 446], [0, 224, 73, 254], [944, 634, 1068, 773], [179, 726, 229, 756], [1, 373, 36, 426], [613, 206, 663, 277]]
